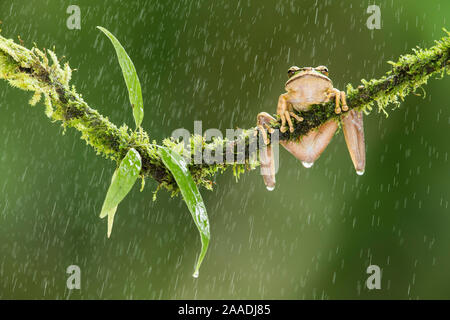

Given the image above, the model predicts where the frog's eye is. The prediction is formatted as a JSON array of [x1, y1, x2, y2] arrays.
[[315, 66, 329, 76], [287, 66, 300, 78]]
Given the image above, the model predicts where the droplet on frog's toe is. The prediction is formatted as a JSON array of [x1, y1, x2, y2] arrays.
[[356, 169, 365, 176], [302, 161, 314, 168], [266, 185, 275, 191], [193, 271, 199, 278]]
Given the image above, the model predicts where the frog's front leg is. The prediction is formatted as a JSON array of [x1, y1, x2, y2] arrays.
[[256, 112, 275, 145], [342, 109, 365, 175], [257, 112, 276, 190], [280, 119, 338, 168], [277, 93, 295, 133], [326, 88, 349, 114], [340, 91, 349, 112]]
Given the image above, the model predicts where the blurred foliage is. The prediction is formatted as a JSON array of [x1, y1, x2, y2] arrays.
[[0, 0, 449, 299]]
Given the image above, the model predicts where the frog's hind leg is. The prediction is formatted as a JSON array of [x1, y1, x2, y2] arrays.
[[342, 109, 365, 175], [257, 112, 276, 190], [280, 119, 338, 168]]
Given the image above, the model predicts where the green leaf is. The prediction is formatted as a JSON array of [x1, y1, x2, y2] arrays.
[[157, 146, 210, 278], [106, 206, 118, 238], [100, 148, 142, 237], [97, 26, 144, 128]]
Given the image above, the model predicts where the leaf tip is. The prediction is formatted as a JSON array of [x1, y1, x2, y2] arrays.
[[107, 206, 117, 238], [99, 207, 108, 219]]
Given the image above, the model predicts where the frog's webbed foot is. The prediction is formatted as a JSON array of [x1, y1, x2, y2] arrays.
[[342, 109, 365, 175], [280, 119, 338, 168], [326, 88, 349, 114], [257, 112, 276, 190]]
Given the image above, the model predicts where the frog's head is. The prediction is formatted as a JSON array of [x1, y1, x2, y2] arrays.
[[285, 65, 332, 91], [287, 66, 329, 78], [288, 66, 328, 78]]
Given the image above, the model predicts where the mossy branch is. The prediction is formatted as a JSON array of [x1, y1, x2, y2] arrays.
[[0, 31, 449, 193]]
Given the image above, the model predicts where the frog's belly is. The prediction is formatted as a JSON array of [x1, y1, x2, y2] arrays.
[[289, 87, 329, 111]]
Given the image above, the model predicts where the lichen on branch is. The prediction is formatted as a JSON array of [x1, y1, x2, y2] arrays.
[[0, 30, 449, 193]]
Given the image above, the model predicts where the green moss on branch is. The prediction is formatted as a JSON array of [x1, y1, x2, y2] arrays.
[[0, 30, 449, 192]]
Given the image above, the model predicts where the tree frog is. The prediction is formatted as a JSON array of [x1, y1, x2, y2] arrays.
[[257, 66, 366, 190]]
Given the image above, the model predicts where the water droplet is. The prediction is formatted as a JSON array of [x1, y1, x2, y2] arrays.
[[193, 271, 199, 278], [357, 170, 365, 176], [302, 161, 314, 168], [266, 185, 275, 191]]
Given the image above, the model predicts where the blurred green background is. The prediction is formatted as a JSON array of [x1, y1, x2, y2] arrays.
[[0, 0, 449, 299]]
